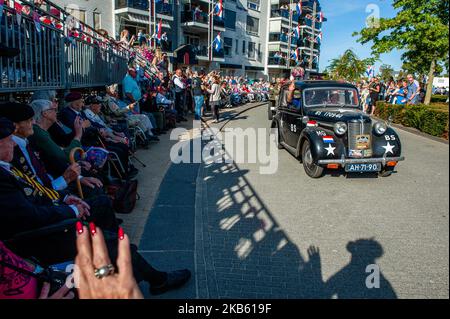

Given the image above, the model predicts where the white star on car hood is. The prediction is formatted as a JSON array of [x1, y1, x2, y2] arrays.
[[382, 142, 395, 155]]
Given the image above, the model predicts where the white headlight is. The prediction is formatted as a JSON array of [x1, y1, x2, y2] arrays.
[[334, 122, 347, 135], [374, 122, 388, 135]]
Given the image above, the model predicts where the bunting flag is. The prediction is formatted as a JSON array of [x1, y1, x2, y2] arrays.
[[293, 25, 301, 39], [14, 1, 22, 25], [291, 47, 301, 61], [0, 0, 5, 20], [316, 32, 322, 44], [214, 0, 224, 19], [214, 32, 222, 52], [366, 65, 375, 78], [318, 11, 324, 23], [33, 10, 41, 33]]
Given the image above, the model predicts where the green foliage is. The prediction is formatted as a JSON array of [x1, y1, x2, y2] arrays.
[[375, 101, 449, 138], [326, 49, 377, 82], [379, 64, 395, 82], [431, 95, 449, 103]]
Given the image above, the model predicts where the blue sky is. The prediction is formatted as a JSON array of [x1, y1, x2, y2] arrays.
[[319, 0, 404, 72]]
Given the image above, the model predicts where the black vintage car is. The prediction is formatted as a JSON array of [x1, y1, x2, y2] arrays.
[[271, 80, 405, 178]]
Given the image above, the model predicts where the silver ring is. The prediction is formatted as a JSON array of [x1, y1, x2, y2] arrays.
[[94, 264, 115, 279]]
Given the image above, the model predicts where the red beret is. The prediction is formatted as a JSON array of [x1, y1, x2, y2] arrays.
[[64, 92, 83, 102]]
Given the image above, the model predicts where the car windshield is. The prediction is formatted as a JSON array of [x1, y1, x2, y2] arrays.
[[303, 88, 359, 108]]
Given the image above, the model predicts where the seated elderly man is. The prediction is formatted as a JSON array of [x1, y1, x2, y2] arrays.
[[0, 117, 191, 295], [105, 84, 159, 141]]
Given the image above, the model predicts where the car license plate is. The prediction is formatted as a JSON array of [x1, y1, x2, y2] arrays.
[[345, 163, 381, 172]]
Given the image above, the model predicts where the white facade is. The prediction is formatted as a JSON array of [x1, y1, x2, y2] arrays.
[[51, 0, 115, 35]]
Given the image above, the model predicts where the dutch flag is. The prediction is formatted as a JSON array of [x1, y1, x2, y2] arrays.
[[154, 19, 163, 42], [296, 1, 302, 15], [318, 11, 324, 23], [214, 0, 224, 19], [214, 32, 223, 52], [323, 136, 334, 143]]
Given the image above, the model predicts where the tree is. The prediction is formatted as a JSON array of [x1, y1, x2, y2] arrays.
[[379, 64, 395, 82], [326, 49, 376, 82], [353, 0, 449, 105]]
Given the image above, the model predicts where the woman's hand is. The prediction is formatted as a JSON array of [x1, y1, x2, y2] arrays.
[[74, 223, 144, 299], [81, 177, 103, 189]]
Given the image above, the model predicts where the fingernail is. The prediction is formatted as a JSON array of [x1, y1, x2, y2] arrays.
[[76, 221, 83, 234], [118, 227, 125, 240], [89, 222, 96, 235]]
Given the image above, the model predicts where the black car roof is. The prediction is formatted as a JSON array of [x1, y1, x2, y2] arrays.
[[283, 80, 357, 90]]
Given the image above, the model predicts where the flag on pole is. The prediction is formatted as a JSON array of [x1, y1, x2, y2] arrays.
[[291, 47, 301, 61], [14, 1, 22, 25], [366, 65, 375, 78], [156, 18, 162, 42], [296, 1, 302, 15], [214, 0, 224, 19], [214, 32, 223, 52]]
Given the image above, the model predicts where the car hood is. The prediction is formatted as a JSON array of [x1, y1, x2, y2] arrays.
[[305, 107, 372, 124]]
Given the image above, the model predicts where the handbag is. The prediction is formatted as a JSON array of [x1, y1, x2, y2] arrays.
[[0, 258, 72, 297]]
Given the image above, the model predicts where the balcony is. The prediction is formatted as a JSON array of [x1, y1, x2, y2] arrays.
[[115, 0, 174, 19], [192, 46, 225, 62], [181, 11, 225, 32]]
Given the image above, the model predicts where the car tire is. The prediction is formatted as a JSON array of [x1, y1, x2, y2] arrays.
[[275, 123, 284, 150], [302, 140, 324, 178], [379, 166, 394, 177]]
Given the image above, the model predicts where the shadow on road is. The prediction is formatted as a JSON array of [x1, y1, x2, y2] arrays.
[[202, 155, 397, 298]]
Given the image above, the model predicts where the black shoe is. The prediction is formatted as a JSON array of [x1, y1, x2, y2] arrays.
[[150, 269, 191, 295], [181, 117, 188, 122], [149, 136, 160, 142]]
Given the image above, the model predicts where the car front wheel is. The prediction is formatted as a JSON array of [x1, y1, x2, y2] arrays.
[[302, 140, 324, 178]]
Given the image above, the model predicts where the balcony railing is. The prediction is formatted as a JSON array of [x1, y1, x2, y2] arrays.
[[115, 0, 173, 16], [181, 11, 225, 28]]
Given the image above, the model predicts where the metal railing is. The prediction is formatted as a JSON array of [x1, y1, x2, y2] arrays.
[[0, 0, 149, 94]]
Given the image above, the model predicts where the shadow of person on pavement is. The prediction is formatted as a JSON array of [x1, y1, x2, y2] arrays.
[[319, 238, 398, 299]]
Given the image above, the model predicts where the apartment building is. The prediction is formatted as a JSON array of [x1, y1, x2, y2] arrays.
[[266, 0, 324, 80], [50, 0, 324, 80]]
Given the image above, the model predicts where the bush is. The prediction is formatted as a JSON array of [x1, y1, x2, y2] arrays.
[[375, 102, 449, 139], [431, 95, 449, 103]]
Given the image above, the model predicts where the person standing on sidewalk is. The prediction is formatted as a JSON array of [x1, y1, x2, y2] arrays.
[[192, 71, 205, 120], [172, 69, 188, 122], [206, 76, 222, 123]]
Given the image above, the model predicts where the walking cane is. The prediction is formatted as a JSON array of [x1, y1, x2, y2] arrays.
[[69, 147, 85, 199]]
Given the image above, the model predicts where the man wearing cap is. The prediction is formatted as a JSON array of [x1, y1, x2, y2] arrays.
[[0, 102, 81, 194]]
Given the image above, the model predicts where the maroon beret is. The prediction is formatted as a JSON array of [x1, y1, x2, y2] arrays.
[[64, 92, 83, 103]]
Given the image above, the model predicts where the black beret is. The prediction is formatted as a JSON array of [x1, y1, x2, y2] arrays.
[[64, 92, 83, 103], [0, 117, 15, 139], [0, 102, 35, 123]]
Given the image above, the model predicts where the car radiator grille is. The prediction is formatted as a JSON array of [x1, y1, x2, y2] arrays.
[[348, 121, 373, 157]]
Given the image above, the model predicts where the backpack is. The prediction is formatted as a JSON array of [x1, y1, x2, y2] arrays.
[[106, 179, 139, 214]]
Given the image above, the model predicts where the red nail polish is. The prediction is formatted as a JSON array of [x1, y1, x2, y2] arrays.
[[118, 227, 125, 240], [89, 222, 96, 235], [76, 221, 83, 234]]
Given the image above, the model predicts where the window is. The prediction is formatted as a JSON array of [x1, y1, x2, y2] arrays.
[[93, 12, 101, 30], [246, 16, 259, 35], [242, 40, 246, 54], [248, 42, 256, 60], [247, 0, 261, 12], [224, 37, 233, 57], [224, 9, 236, 30], [66, 7, 86, 23], [235, 39, 239, 54], [258, 43, 262, 62]]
